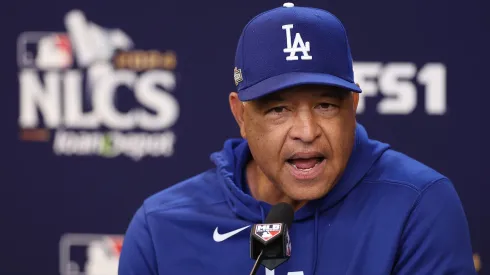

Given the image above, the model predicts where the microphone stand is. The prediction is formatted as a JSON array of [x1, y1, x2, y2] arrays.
[[250, 250, 265, 275]]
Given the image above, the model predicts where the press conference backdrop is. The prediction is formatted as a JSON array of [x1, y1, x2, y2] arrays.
[[3, 0, 488, 274]]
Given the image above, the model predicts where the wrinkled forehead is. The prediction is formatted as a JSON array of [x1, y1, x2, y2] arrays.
[[251, 84, 350, 104]]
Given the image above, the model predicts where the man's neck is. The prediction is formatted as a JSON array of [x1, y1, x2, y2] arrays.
[[245, 159, 307, 211]]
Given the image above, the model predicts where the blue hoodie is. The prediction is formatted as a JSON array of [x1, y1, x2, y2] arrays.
[[118, 123, 476, 275]]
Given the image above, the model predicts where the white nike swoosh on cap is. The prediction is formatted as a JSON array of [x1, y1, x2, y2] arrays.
[[213, 225, 251, 242]]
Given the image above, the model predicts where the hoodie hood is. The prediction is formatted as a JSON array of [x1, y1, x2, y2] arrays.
[[210, 122, 391, 223]]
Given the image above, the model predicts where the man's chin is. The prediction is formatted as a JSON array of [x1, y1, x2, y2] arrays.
[[280, 179, 332, 202]]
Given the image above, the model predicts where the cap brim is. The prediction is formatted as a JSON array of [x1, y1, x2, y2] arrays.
[[238, 72, 362, 101]]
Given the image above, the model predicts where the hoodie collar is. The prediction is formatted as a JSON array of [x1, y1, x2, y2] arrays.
[[210, 123, 391, 222]]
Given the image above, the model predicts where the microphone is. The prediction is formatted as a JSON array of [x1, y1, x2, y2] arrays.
[[249, 202, 294, 275]]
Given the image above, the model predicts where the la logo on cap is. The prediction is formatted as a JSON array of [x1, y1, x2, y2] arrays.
[[282, 24, 312, 61]]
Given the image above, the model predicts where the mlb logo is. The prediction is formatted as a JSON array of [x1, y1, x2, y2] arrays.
[[17, 32, 73, 69], [254, 223, 282, 242], [59, 233, 124, 275], [17, 9, 135, 71]]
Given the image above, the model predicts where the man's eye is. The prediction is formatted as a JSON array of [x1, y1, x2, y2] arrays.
[[318, 103, 335, 109], [268, 106, 287, 113]]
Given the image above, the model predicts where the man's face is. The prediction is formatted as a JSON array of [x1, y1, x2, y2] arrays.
[[231, 85, 359, 201]]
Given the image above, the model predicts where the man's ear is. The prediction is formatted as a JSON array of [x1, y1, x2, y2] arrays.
[[229, 92, 247, 138]]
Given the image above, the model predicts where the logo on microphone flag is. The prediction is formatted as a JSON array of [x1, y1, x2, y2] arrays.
[[254, 223, 282, 242]]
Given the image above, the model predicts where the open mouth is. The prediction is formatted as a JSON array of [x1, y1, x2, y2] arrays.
[[286, 157, 326, 171], [285, 152, 327, 180]]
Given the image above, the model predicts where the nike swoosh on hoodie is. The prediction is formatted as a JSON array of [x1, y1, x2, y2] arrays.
[[118, 123, 477, 275], [213, 226, 251, 242]]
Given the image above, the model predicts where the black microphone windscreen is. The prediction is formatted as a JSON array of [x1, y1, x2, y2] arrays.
[[264, 202, 294, 228]]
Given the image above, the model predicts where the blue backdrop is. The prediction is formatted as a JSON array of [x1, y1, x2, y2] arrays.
[[3, 0, 488, 274]]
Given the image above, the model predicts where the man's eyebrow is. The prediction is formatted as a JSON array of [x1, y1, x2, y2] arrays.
[[254, 93, 286, 105]]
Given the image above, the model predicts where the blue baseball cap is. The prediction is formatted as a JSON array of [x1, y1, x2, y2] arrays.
[[233, 2, 362, 101]]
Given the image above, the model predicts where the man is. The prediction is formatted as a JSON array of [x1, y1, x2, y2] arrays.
[[119, 3, 476, 275]]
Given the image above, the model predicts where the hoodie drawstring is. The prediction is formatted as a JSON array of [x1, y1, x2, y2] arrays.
[[312, 209, 319, 275]]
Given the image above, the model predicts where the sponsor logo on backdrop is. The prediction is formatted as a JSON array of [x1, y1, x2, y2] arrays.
[[353, 62, 447, 115], [17, 10, 179, 161], [59, 233, 124, 275]]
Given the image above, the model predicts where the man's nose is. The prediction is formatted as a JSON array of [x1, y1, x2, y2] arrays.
[[288, 110, 321, 143]]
